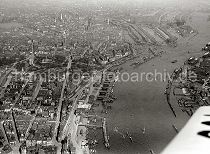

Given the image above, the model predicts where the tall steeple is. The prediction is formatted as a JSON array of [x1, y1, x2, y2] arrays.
[[29, 40, 34, 66], [63, 31, 67, 50]]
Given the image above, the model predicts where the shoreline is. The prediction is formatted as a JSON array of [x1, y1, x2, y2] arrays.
[[95, 11, 210, 154]]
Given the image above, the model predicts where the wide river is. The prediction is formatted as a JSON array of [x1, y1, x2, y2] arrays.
[[96, 12, 210, 154]]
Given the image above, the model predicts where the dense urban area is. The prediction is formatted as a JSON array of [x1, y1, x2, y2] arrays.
[[0, 0, 210, 154]]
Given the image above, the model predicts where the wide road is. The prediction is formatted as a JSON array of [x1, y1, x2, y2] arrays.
[[53, 56, 72, 142], [96, 10, 210, 154]]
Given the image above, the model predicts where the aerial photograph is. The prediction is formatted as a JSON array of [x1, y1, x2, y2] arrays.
[[0, 0, 210, 153]]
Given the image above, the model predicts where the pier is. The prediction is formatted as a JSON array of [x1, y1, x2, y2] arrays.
[[102, 118, 110, 149]]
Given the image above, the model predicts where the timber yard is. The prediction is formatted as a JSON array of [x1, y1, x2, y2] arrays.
[[0, 0, 210, 154]]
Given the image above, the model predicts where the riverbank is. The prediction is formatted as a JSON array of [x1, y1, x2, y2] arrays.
[[96, 11, 210, 154]]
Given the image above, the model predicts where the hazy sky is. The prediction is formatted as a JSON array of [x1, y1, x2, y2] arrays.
[[0, 0, 208, 9], [58, 0, 205, 7]]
